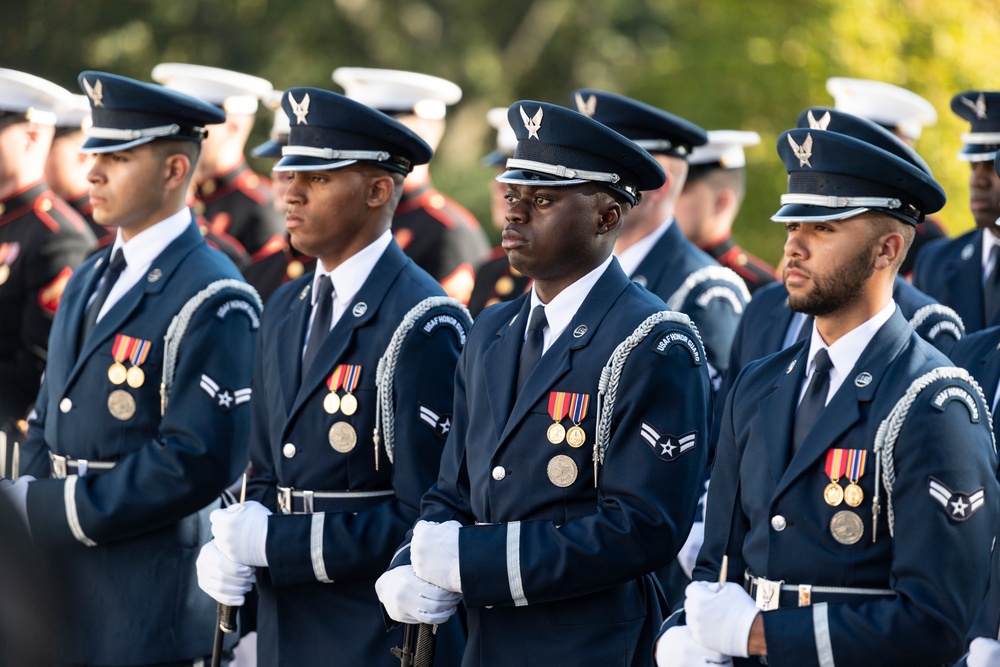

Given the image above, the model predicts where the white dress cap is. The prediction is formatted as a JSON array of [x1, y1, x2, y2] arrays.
[[0, 68, 76, 126], [332, 67, 462, 120], [826, 77, 937, 141], [151, 63, 273, 115]]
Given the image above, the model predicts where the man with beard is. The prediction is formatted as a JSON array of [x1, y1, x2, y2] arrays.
[[656, 127, 998, 666], [913, 91, 1000, 333], [376, 100, 710, 666]]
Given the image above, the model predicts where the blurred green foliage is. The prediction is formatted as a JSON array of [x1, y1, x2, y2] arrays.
[[3, 0, 999, 262]]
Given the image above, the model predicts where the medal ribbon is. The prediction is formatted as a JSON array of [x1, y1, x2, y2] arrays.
[[0, 242, 19, 266], [846, 449, 867, 482], [568, 393, 590, 423], [111, 334, 140, 363], [343, 365, 361, 393], [548, 392, 570, 422], [327, 365, 349, 392], [129, 339, 151, 366], [824, 448, 848, 482]]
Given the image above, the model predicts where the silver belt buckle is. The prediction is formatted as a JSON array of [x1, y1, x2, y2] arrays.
[[51, 453, 68, 480], [798, 584, 812, 607], [755, 577, 782, 611], [302, 490, 314, 514], [278, 487, 292, 515]]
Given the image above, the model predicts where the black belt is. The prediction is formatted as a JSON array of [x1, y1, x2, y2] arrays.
[[50, 452, 117, 479], [744, 570, 895, 609], [276, 486, 395, 514]]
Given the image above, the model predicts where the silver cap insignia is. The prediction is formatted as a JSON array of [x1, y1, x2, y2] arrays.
[[520, 105, 543, 140], [289, 92, 310, 125], [962, 93, 988, 120], [807, 110, 831, 131], [574, 93, 597, 118], [788, 132, 814, 168], [83, 78, 104, 108]]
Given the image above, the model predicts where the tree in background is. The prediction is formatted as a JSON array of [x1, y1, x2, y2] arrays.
[[4, 0, 998, 264]]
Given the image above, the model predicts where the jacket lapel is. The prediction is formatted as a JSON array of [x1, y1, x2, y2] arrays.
[[756, 343, 808, 485], [951, 232, 984, 331], [774, 309, 910, 498], [496, 262, 630, 448], [277, 281, 313, 412], [482, 296, 530, 440], [65, 219, 203, 389], [285, 242, 409, 423], [630, 221, 682, 293]]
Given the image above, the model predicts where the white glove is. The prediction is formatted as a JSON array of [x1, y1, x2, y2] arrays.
[[411, 520, 462, 593], [197, 540, 256, 606], [968, 637, 1000, 667], [685, 581, 760, 658], [211, 500, 271, 567], [677, 521, 705, 579], [0, 475, 35, 528], [655, 625, 733, 667], [375, 564, 462, 625]]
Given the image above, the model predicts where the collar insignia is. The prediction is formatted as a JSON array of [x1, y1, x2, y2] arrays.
[[520, 105, 543, 140], [83, 78, 104, 108], [574, 93, 597, 118], [962, 93, 988, 120], [788, 132, 814, 168], [807, 110, 831, 130], [290, 92, 310, 125]]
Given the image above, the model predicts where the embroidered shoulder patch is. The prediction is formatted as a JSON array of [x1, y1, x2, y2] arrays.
[[421, 313, 468, 346], [639, 422, 697, 462], [930, 385, 980, 422], [653, 330, 702, 365], [216, 300, 261, 329], [418, 403, 452, 440], [928, 476, 985, 522], [200, 374, 252, 412]]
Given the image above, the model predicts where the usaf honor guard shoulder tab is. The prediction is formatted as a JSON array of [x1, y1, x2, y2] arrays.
[[929, 383, 981, 422], [652, 328, 703, 366]]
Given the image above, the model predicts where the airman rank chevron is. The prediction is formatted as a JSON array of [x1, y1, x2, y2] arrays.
[[640, 422, 696, 462], [928, 476, 985, 522], [200, 374, 251, 412], [418, 403, 452, 440]]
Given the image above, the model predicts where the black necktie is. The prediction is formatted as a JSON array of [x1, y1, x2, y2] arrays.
[[985, 246, 1000, 324], [80, 249, 127, 345], [516, 305, 547, 395], [792, 348, 833, 454], [302, 275, 334, 376]]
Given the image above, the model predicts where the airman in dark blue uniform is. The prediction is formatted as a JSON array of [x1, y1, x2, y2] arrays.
[[196, 87, 469, 666], [913, 91, 1000, 333], [657, 125, 998, 667], [376, 100, 710, 667], [573, 89, 750, 384], [5, 71, 260, 666]]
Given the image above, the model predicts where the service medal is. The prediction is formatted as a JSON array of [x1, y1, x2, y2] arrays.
[[843, 449, 867, 508], [108, 389, 136, 421], [830, 510, 864, 545], [495, 275, 514, 296], [566, 393, 590, 448], [547, 391, 571, 444], [0, 243, 19, 286], [844, 482, 864, 507], [823, 448, 847, 506], [340, 393, 358, 416], [126, 365, 145, 388], [824, 482, 844, 506], [0, 264, 9, 286], [323, 392, 341, 415], [108, 362, 127, 385], [547, 454, 578, 488], [328, 421, 357, 453], [326, 365, 361, 417]]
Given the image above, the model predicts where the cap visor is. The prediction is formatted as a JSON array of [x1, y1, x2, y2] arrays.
[[251, 139, 285, 159], [273, 155, 357, 172], [771, 204, 870, 223], [79, 136, 158, 154]]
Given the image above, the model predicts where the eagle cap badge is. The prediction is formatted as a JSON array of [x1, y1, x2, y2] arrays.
[[520, 105, 543, 140]]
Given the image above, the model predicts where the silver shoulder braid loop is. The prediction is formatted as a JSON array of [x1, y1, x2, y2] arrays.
[[374, 297, 471, 469], [594, 311, 701, 486], [161, 280, 262, 415]]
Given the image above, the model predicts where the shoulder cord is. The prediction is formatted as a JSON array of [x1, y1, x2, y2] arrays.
[[666, 265, 751, 312]]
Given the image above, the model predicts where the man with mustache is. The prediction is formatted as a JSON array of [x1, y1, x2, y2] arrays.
[[376, 100, 710, 666], [657, 126, 998, 666], [913, 91, 1000, 333]]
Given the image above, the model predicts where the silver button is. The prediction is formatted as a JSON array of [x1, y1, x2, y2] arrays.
[[282, 443, 296, 458], [771, 515, 787, 532], [491, 466, 506, 481], [59, 398, 73, 413]]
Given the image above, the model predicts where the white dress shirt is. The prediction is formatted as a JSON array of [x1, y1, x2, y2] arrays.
[[527, 254, 614, 355]]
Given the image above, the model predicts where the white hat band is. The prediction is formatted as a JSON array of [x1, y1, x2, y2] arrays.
[[505, 158, 621, 185], [961, 132, 1000, 145], [281, 146, 391, 162], [780, 194, 902, 209], [87, 124, 184, 140]]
